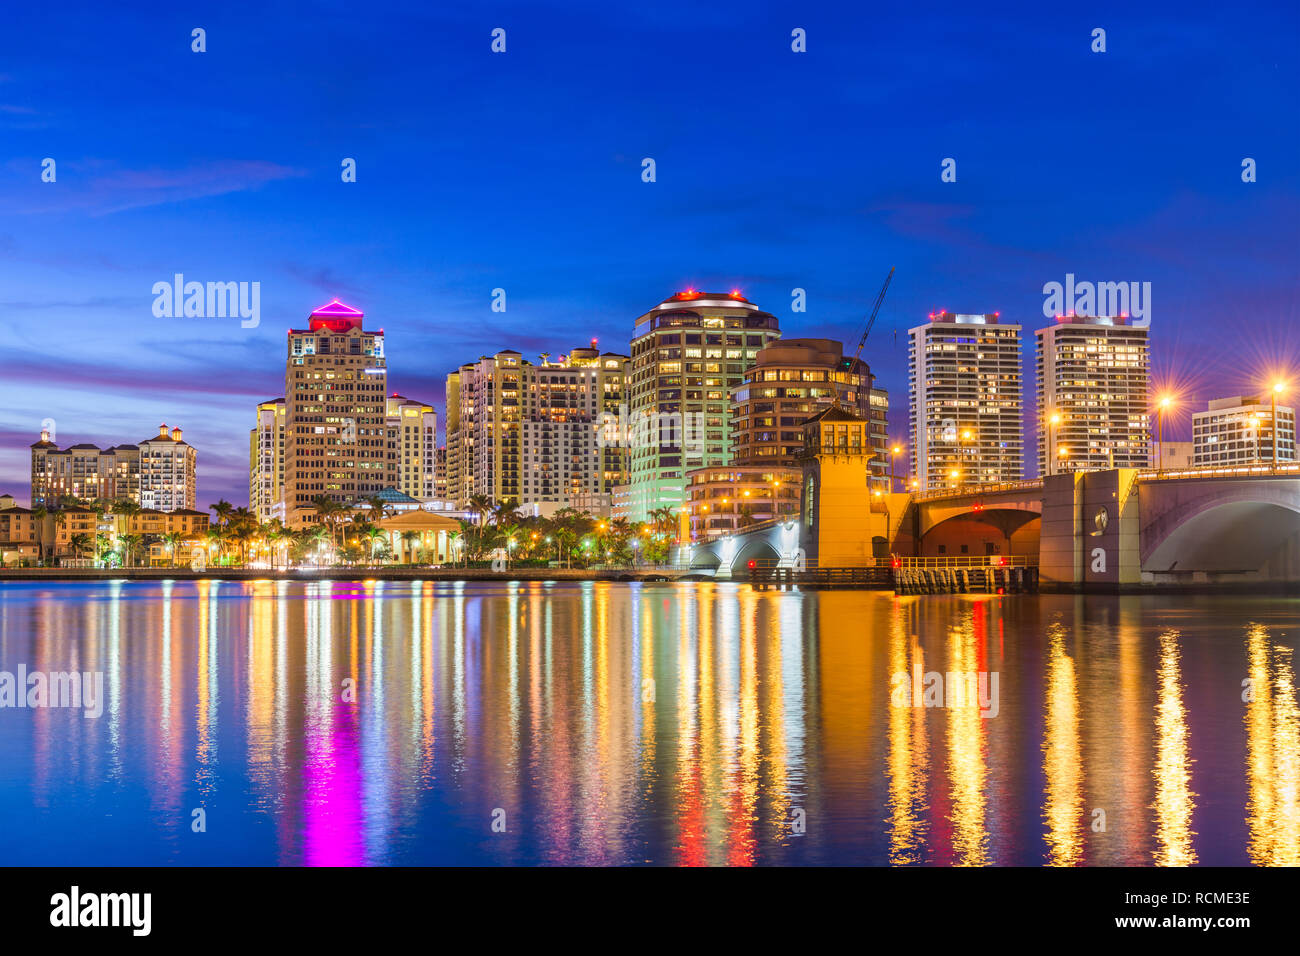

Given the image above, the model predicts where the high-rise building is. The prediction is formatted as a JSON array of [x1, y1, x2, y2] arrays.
[[139, 424, 197, 512], [249, 398, 286, 522], [30, 425, 194, 511], [434, 447, 448, 501], [1036, 314, 1150, 474], [283, 300, 391, 527], [627, 291, 781, 521], [1192, 395, 1296, 468], [386, 395, 438, 499], [686, 337, 886, 539], [445, 346, 629, 509], [909, 311, 1023, 491]]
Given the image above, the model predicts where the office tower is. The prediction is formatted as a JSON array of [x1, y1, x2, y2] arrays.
[[283, 300, 391, 528], [627, 290, 781, 521], [138, 424, 197, 512], [445, 346, 629, 510], [1036, 314, 1150, 474], [250, 398, 286, 521], [1193, 395, 1296, 467], [386, 395, 438, 499], [30, 425, 192, 511], [909, 311, 1023, 491], [687, 338, 884, 539]]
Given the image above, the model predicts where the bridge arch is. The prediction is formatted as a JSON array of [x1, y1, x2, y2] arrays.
[[730, 539, 782, 574], [1142, 494, 1300, 573], [919, 507, 1041, 558]]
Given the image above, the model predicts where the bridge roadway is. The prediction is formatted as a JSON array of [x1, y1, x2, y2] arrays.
[[681, 465, 1300, 588]]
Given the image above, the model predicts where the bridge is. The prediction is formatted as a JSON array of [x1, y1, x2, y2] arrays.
[[681, 464, 1300, 589]]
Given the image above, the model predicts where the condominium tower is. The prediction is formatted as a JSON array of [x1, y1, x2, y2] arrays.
[[909, 311, 1024, 491], [249, 398, 286, 522], [687, 337, 885, 539], [386, 395, 438, 499], [627, 291, 781, 521], [1036, 314, 1150, 474], [283, 300, 391, 527], [445, 346, 629, 510], [31, 423, 197, 511]]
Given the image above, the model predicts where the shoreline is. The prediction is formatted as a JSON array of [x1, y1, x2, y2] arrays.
[[1, 567, 1298, 594]]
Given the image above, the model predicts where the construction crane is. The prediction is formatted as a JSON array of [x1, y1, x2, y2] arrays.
[[850, 266, 894, 369]]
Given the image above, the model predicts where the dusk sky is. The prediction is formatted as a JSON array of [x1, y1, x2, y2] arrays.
[[2, 1, 1297, 507]]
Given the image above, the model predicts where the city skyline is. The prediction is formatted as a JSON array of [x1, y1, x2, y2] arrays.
[[2, 3, 1298, 507]]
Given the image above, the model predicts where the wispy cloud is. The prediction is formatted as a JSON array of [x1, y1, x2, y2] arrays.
[[3, 159, 308, 216]]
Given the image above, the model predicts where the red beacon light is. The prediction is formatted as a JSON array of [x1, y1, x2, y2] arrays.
[[747, 559, 757, 570]]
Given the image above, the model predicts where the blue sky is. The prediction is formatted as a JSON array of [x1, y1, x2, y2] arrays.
[[1, 0, 1297, 506]]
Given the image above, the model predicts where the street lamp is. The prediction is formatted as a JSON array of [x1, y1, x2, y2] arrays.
[[890, 444, 902, 492], [1249, 413, 1261, 465], [949, 468, 961, 491], [1271, 381, 1288, 472], [1156, 395, 1175, 475], [1047, 412, 1061, 476]]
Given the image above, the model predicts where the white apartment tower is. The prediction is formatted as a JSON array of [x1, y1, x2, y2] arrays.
[[1036, 315, 1150, 474], [909, 311, 1024, 491]]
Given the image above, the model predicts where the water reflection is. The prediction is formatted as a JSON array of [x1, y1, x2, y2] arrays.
[[0, 582, 1294, 866]]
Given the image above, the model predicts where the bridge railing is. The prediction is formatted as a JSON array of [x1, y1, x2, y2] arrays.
[[1138, 462, 1300, 481], [911, 479, 1045, 502], [892, 555, 1034, 568]]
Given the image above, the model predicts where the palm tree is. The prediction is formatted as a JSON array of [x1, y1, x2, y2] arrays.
[[159, 531, 182, 567], [310, 495, 347, 556], [208, 499, 233, 529], [400, 529, 420, 563], [363, 526, 386, 563], [69, 532, 92, 564], [265, 519, 288, 569], [364, 495, 392, 525], [118, 533, 143, 569]]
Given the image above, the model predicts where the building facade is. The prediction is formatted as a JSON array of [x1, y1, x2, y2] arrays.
[[445, 347, 630, 510], [139, 425, 197, 512], [909, 312, 1024, 491], [249, 399, 286, 522], [627, 291, 781, 521], [684, 337, 886, 540], [1192, 395, 1296, 467], [386, 395, 438, 500], [1036, 314, 1150, 475], [283, 301, 392, 527], [31, 424, 195, 511]]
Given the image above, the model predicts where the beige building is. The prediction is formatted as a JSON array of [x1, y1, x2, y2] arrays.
[[30, 423, 195, 511], [627, 292, 781, 522], [283, 300, 392, 527], [1192, 395, 1296, 468], [250, 398, 286, 522], [1036, 314, 1150, 475], [139, 424, 197, 512], [445, 346, 629, 509], [386, 395, 438, 499], [910, 312, 1024, 491]]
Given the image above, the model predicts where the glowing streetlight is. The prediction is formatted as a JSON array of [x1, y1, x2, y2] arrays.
[[1047, 411, 1062, 476], [1271, 381, 1289, 471], [1156, 395, 1175, 475], [889, 443, 903, 492]]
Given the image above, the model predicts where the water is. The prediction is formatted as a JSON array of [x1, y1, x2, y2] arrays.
[[0, 579, 1295, 866]]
